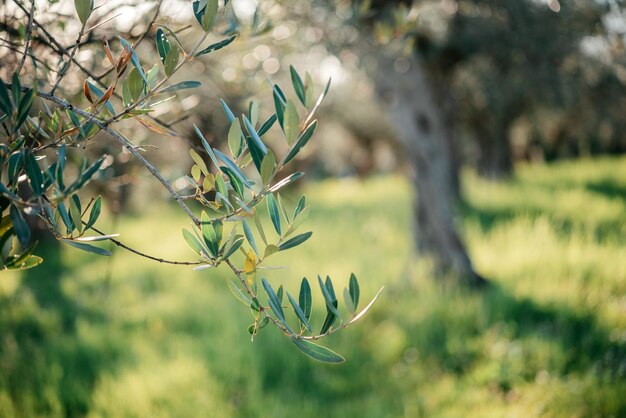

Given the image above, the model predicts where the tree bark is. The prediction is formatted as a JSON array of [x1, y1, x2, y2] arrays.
[[375, 53, 486, 286]]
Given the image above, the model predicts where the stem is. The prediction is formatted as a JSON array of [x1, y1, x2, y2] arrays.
[[87, 224, 204, 265], [105, 31, 210, 124], [16, 0, 35, 75], [225, 259, 292, 335], [38, 91, 201, 226], [49, 18, 88, 96]]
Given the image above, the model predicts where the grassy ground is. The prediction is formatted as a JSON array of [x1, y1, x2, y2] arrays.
[[0, 157, 625, 417]]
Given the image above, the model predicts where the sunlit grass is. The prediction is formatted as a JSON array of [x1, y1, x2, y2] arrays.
[[1, 157, 625, 417]]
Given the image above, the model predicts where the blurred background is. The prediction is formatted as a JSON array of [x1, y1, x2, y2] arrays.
[[1, 0, 626, 416]]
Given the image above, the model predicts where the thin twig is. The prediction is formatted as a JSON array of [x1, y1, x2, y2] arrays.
[[38, 91, 201, 226], [16, 0, 35, 74], [49, 19, 87, 95], [87, 224, 204, 265]]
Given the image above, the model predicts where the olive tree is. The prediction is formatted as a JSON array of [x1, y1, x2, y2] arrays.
[[0, 0, 381, 363]]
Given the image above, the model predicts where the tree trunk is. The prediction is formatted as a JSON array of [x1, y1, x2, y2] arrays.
[[375, 53, 486, 286]]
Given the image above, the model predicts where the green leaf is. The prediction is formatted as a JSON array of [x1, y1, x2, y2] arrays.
[[261, 277, 285, 322], [287, 291, 312, 332], [215, 176, 228, 200], [201, 212, 219, 257], [299, 277, 312, 321], [9, 205, 29, 247], [156, 28, 171, 64], [227, 119, 243, 158], [349, 273, 360, 311], [284, 120, 317, 164], [291, 338, 345, 364], [260, 150, 275, 185], [195, 35, 237, 56], [57, 203, 74, 233], [8, 151, 23, 184], [182, 227, 205, 255], [279, 231, 312, 251], [85, 196, 101, 230], [146, 64, 159, 89], [249, 297, 261, 313], [273, 88, 285, 128], [121, 80, 132, 107], [277, 193, 291, 224], [65, 108, 84, 137], [283, 100, 300, 146], [318, 275, 341, 319], [293, 195, 306, 219], [69, 194, 83, 233], [128, 68, 144, 101], [220, 99, 236, 123], [258, 316, 270, 329], [248, 100, 259, 127], [221, 235, 243, 259], [290, 66, 306, 106], [74, 0, 93, 24], [243, 115, 267, 170], [243, 114, 266, 153], [11, 72, 20, 107], [305, 77, 331, 126], [161, 81, 201, 93], [221, 166, 244, 197], [242, 220, 258, 257], [0, 80, 12, 115], [0, 183, 18, 201], [263, 244, 279, 258], [192, 0, 207, 25], [62, 239, 111, 256], [6, 255, 43, 271], [190, 149, 209, 176], [286, 206, 309, 237], [200, 0, 218, 32], [246, 138, 264, 172], [15, 88, 34, 131], [193, 125, 221, 170], [214, 149, 252, 189], [163, 44, 180, 77], [266, 193, 281, 235], [191, 165, 201, 182], [227, 279, 251, 305], [68, 156, 104, 192], [277, 285, 284, 304], [257, 114, 277, 136], [24, 152, 43, 196], [319, 277, 338, 334]]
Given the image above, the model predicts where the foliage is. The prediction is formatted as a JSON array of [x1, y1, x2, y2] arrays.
[[0, 0, 380, 361], [0, 157, 624, 416]]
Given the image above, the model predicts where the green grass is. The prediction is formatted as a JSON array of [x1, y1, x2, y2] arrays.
[[1, 157, 625, 417]]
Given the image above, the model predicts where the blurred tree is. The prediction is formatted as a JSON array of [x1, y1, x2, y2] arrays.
[[343, 0, 608, 284]]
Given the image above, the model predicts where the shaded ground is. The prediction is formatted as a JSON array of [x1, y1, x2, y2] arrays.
[[1, 157, 625, 417]]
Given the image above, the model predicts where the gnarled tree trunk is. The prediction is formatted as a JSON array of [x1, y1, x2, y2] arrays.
[[375, 53, 486, 286]]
